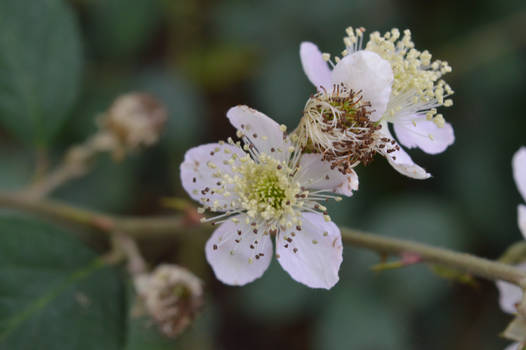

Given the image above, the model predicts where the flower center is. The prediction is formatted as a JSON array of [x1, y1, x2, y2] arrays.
[[296, 84, 399, 174], [249, 172, 286, 210], [233, 153, 300, 222]]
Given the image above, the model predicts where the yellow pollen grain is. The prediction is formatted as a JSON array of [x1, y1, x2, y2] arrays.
[[364, 28, 453, 122]]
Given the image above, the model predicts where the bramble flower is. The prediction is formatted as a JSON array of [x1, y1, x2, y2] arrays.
[[180, 106, 357, 289], [513, 147, 526, 237], [496, 147, 526, 349], [298, 27, 455, 178], [134, 264, 203, 338]]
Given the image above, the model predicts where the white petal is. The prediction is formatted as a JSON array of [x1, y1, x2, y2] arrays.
[[276, 213, 342, 289], [505, 343, 520, 350], [496, 280, 522, 314], [331, 50, 393, 122], [180, 143, 244, 209], [299, 42, 332, 90], [205, 215, 273, 286], [519, 204, 526, 239], [513, 147, 526, 202], [378, 125, 430, 179], [296, 153, 358, 196], [227, 105, 288, 160], [384, 145, 431, 180], [393, 115, 454, 154], [496, 262, 526, 314]]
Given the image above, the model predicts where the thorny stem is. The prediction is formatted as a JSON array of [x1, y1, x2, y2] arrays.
[[1, 191, 526, 287]]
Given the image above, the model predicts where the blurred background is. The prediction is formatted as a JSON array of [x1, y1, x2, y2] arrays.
[[1, 0, 526, 349]]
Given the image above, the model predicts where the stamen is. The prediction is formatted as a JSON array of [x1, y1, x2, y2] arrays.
[[296, 84, 396, 173]]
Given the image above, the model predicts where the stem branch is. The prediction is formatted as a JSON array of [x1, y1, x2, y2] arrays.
[[341, 228, 526, 286], [1, 191, 525, 286]]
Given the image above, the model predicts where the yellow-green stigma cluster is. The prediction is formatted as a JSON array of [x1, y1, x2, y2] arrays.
[[196, 135, 338, 230], [250, 173, 286, 210], [234, 153, 301, 221]]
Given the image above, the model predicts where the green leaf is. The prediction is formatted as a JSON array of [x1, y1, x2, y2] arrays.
[[238, 260, 320, 323], [0, 214, 125, 349], [86, 0, 160, 59], [315, 286, 411, 350], [125, 292, 216, 350], [54, 155, 137, 213], [0, 0, 82, 146], [363, 194, 467, 308]]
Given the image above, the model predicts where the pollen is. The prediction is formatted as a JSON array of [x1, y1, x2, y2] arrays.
[[234, 153, 301, 221], [296, 84, 399, 173], [364, 28, 453, 124]]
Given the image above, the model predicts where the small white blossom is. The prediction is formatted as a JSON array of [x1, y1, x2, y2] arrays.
[[180, 106, 357, 289], [298, 27, 456, 179], [496, 147, 526, 349], [513, 147, 526, 237]]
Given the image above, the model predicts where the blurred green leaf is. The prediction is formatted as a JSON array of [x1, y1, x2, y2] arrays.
[[363, 194, 466, 308], [315, 286, 410, 350], [251, 49, 311, 129], [85, 0, 160, 59], [53, 155, 138, 213], [238, 260, 320, 323], [132, 69, 205, 150], [0, 149, 33, 191], [126, 316, 175, 350], [0, 0, 82, 146], [126, 291, 216, 350], [0, 214, 125, 349], [180, 44, 257, 90]]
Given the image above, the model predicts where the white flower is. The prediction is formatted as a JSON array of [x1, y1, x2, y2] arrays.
[[180, 106, 357, 289], [496, 262, 526, 315], [498, 147, 526, 313], [496, 147, 526, 349], [299, 27, 455, 179], [505, 342, 522, 350], [513, 147, 526, 237]]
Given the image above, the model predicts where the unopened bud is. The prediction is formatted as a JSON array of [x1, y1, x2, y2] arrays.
[[101, 93, 167, 156], [134, 264, 203, 338]]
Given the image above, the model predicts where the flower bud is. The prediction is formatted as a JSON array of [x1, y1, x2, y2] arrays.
[[134, 264, 203, 338], [100, 93, 167, 158]]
